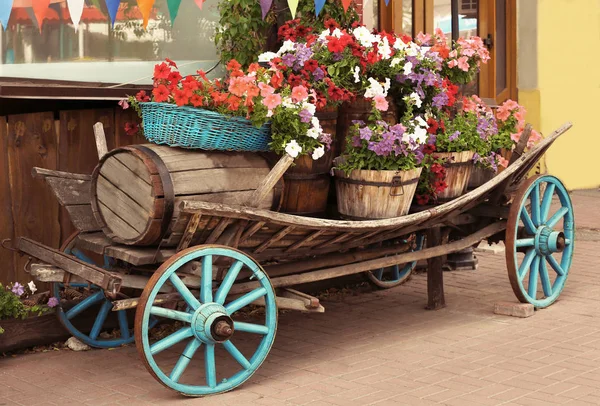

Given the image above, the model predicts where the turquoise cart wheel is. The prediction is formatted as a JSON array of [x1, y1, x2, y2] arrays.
[[53, 232, 135, 348], [506, 175, 575, 308], [134, 245, 277, 396], [364, 234, 424, 289]]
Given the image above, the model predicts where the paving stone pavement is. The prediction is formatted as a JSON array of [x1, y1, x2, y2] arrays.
[[2, 191, 600, 406]]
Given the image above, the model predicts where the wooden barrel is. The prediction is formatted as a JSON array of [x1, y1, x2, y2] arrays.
[[90, 144, 283, 246], [280, 108, 339, 215], [436, 151, 475, 201]]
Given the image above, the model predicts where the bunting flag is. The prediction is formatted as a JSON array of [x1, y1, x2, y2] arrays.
[[287, 0, 298, 18], [104, 0, 120, 25], [0, 0, 13, 30], [314, 0, 325, 16], [166, 0, 181, 25], [384, 0, 390, 5], [32, 0, 51, 31], [341, 0, 352, 12], [259, 0, 272, 20], [194, 0, 203, 9], [137, 0, 154, 29], [67, 0, 85, 31]]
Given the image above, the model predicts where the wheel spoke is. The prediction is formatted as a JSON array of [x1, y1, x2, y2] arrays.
[[89, 300, 112, 340], [169, 338, 202, 383], [214, 260, 244, 305], [374, 268, 384, 280], [150, 306, 192, 323], [205, 343, 217, 388], [546, 254, 565, 276], [225, 287, 267, 315], [65, 290, 105, 320], [200, 255, 213, 304], [547, 207, 569, 229], [518, 249, 536, 281], [392, 265, 400, 281], [150, 327, 194, 355], [117, 310, 130, 340], [234, 321, 269, 335], [169, 273, 201, 311], [520, 209, 536, 234], [530, 184, 541, 226], [223, 340, 251, 369], [539, 258, 553, 297], [515, 238, 535, 248], [527, 256, 540, 298], [540, 183, 556, 223]]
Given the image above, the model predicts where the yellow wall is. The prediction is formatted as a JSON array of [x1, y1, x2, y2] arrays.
[[534, 0, 600, 189]]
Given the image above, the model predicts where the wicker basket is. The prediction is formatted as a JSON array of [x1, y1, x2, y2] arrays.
[[140, 102, 271, 151]]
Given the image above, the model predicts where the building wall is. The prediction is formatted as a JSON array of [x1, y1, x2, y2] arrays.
[[519, 0, 600, 190]]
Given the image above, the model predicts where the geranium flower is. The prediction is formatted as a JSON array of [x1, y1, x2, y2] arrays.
[[312, 146, 325, 160], [291, 85, 309, 102], [152, 84, 170, 103], [285, 140, 302, 158], [47, 297, 59, 308]]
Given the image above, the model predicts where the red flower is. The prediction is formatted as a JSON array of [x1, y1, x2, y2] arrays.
[[366, 50, 380, 65], [304, 59, 318, 72], [124, 122, 139, 136], [426, 118, 439, 134], [167, 71, 182, 86], [190, 94, 203, 107], [327, 37, 345, 53], [153, 62, 171, 80], [226, 59, 242, 72], [173, 89, 189, 107], [324, 18, 339, 30], [197, 69, 209, 81], [270, 71, 284, 89], [135, 90, 150, 102], [416, 194, 430, 205], [152, 84, 170, 103], [431, 163, 445, 174], [400, 34, 412, 44], [327, 85, 345, 101], [434, 180, 448, 194], [165, 58, 177, 68], [423, 144, 436, 154], [248, 63, 260, 73], [226, 95, 242, 111]]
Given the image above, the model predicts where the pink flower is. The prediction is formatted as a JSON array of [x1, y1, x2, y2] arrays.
[[461, 47, 476, 57], [291, 85, 309, 102], [263, 93, 282, 110], [416, 32, 432, 44], [527, 130, 542, 148], [258, 82, 274, 97], [118, 99, 129, 110], [457, 56, 470, 72], [510, 132, 521, 143], [373, 95, 389, 112], [47, 297, 59, 308], [448, 59, 458, 68], [498, 156, 509, 168], [449, 49, 458, 58], [496, 106, 512, 121]]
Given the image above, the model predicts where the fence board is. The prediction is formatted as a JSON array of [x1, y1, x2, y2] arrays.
[[0, 117, 16, 283], [115, 107, 145, 147]]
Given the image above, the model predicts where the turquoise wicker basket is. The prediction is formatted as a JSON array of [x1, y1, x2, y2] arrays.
[[140, 102, 271, 151]]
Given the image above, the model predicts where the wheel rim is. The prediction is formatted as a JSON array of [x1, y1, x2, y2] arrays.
[[54, 233, 135, 348], [135, 245, 277, 396], [506, 175, 575, 308], [365, 234, 424, 289]]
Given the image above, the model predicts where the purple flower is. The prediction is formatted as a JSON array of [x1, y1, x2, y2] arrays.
[[11, 282, 24, 296], [432, 92, 449, 109], [351, 120, 365, 126], [351, 135, 362, 147], [449, 131, 460, 141], [427, 134, 437, 145], [299, 109, 312, 123], [473, 153, 481, 162], [358, 126, 373, 141], [282, 53, 296, 68], [312, 67, 325, 81], [319, 133, 332, 149], [332, 52, 344, 62], [47, 297, 59, 308]]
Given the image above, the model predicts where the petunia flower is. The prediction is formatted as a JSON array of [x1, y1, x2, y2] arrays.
[[47, 297, 59, 308], [11, 282, 24, 296], [312, 146, 325, 160], [28, 281, 37, 294], [285, 140, 302, 158]]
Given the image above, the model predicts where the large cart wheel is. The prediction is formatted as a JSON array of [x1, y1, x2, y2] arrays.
[[53, 232, 134, 348], [135, 245, 277, 397], [506, 175, 575, 308], [364, 234, 424, 289]]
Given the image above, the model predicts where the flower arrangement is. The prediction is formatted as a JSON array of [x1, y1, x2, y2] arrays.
[[0, 282, 58, 335], [495, 99, 542, 149]]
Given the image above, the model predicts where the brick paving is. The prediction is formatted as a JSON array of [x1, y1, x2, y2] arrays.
[[2, 190, 600, 406]]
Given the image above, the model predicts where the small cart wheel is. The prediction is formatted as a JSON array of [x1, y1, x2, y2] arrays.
[[53, 232, 134, 348], [364, 234, 424, 289], [506, 175, 575, 308], [135, 245, 277, 397]]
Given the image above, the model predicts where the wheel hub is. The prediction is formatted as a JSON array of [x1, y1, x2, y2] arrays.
[[535, 226, 565, 256], [191, 303, 234, 343]]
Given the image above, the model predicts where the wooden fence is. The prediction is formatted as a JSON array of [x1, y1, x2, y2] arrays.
[[0, 107, 144, 284]]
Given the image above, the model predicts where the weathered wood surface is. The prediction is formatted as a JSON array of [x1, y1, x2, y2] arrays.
[[426, 227, 445, 310], [0, 116, 16, 282], [436, 151, 475, 200], [93, 122, 109, 160]]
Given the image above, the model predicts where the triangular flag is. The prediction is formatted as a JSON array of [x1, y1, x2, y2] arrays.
[[67, 0, 85, 31], [105, 0, 120, 25], [166, 0, 181, 25], [259, 0, 272, 19], [137, 0, 154, 29], [384, 0, 390, 5], [287, 0, 298, 18], [194, 0, 203, 9], [314, 0, 325, 16], [32, 0, 52, 32], [341, 0, 352, 12], [0, 0, 13, 30]]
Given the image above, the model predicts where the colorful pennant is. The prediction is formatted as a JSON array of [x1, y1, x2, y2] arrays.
[[166, 0, 181, 25], [341, 0, 352, 12], [314, 0, 325, 16], [0, 0, 13, 30], [259, 0, 272, 20], [32, 0, 51, 31], [104, 0, 120, 25], [137, 0, 154, 29], [67, 0, 85, 31], [194, 0, 204, 10], [287, 0, 298, 18]]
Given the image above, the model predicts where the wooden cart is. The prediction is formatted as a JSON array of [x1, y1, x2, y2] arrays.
[[6, 122, 574, 396]]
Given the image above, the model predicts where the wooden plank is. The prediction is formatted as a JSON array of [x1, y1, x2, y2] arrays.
[[170, 167, 272, 196], [99, 156, 153, 211], [285, 229, 327, 252], [45, 177, 91, 206], [16, 237, 122, 291], [426, 227, 445, 310], [98, 201, 139, 239], [177, 213, 201, 251], [254, 226, 295, 254], [93, 122, 109, 160], [8, 112, 61, 283], [65, 205, 101, 232], [75, 232, 112, 255], [246, 154, 294, 206], [96, 176, 149, 232], [113, 153, 152, 185], [32, 167, 91, 181], [320, 232, 355, 248], [103, 246, 175, 266], [204, 218, 231, 244], [239, 221, 266, 244], [0, 116, 15, 283]]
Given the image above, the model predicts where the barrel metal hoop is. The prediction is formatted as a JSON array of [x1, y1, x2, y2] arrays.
[[336, 176, 418, 188], [131, 145, 175, 238]]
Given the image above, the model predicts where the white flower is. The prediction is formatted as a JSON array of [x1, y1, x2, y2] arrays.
[[282, 97, 295, 109], [302, 102, 316, 115], [364, 78, 388, 98], [285, 140, 302, 158], [278, 40, 296, 55], [391, 58, 401, 67], [383, 78, 391, 93], [311, 116, 321, 131], [413, 126, 428, 144], [393, 39, 407, 50], [405, 91, 422, 108], [306, 128, 320, 139], [28, 281, 37, 294], [352, 26, 375, 48], [415, 116, 428, 128], [403, 61, 413, 76], [353, 66, 361, 83], [312, 146, 325, 160], [377, 37, 392, 60], [331, 28, 343, 38], [406, 43, 419, 57], [266, 110, 274, 117], [258, 52, 277, 62]]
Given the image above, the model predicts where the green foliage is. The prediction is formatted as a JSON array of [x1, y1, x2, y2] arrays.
[[215, 0, 276, 68], [0, 283, 52, 335], [435, 111, 489, 157], [295, 0, 360, 31]]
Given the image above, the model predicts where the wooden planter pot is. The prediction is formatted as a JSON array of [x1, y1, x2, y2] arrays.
[[467, 148, 512, 189], [436, 151, 475, 201], [0, 313, 67, 353], [333, 166, 422, 219]]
